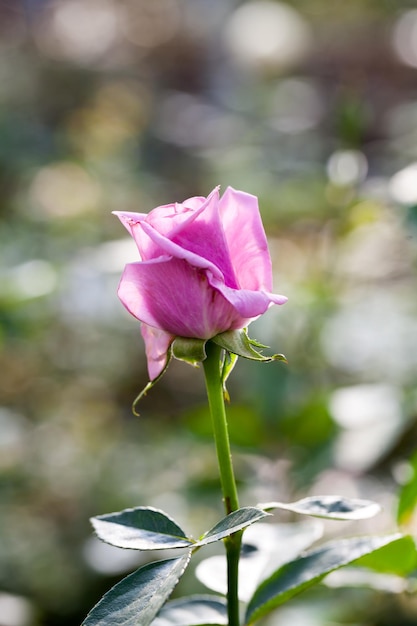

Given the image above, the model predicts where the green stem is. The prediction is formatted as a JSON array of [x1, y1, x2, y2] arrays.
[[203, 341, 242, 626]]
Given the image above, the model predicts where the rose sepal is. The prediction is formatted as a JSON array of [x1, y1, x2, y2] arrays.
[[172, 336, 207, 366], [132, 347, 173, 415], [213, 328, 287, 363], [221, 351, 238, 402], [132, 337, 209, 415], [133, 329, 285, 414]]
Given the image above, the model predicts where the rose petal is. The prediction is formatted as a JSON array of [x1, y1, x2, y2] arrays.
[[113, 192, 213, 260], [265, 291, 288, 306], [117, 258, 245, 338], [145, 191, 213, 238], [112, 211, 147, 257], [141, 324, 174, 380], [219, 187, 273, 292], [113, 189, 232, 273], [209, 275, 287, 320], [138, 221, 225, 280], [113, 211, 160, 260], [114, 187, 287, 350], [171, 187, 238, 288]]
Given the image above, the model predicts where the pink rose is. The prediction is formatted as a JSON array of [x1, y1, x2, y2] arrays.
[[114, 186, 287, 380]]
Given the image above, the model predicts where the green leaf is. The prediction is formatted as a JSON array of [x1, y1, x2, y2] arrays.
[[91, 506, 194, 550], [83, 553, 191, 626], [212, 329, 286, 363], [259, 495, 381, 521], [397, 449, 417, 525], [172, 337, 207, 366], [196, 520, 323, 600], [323, 535, 417, 593], [355, 534, 417, 575], [195, 507, 270, 547], [245, 533, 402, 624], [152, 595, 227, 626]]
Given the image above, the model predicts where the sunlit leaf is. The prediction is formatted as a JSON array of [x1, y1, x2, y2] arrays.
[[355, 534, 417, 575], [397, 449, 417, 526], [245, 533, 402, 624], [259, 495, 381, 521], [322, 530, 417, 592], [152, 595, 228, 626], [83, 553, 191, 626], [91, 506, 193, 550], [196, 520, 323, 600], [195, 507, 270, 547]]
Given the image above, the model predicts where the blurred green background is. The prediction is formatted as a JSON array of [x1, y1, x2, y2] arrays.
[[1, 1, 417, 624]]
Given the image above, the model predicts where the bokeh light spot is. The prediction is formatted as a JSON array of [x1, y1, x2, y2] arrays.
[[392, 10, 417, 68], [30, 162, 101, 217], [327, 150, 368, 186], [224, 1, 312, 71], [389, 162, 417, 204], [35, 0, 120, 65], [10, 260, 57, 300], [0, 592, 33, 626]]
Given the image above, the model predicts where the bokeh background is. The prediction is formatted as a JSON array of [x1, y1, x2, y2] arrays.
[[1, 1, 417, 624]]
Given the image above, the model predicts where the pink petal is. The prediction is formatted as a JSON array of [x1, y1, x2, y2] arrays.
[[112, 211, 147, 234], [170, 187, 238, 288], [117, 257, 243, 338], [145, 192, 212, 237], [208, 274, 287, 320], [265, 291, 288, 306], [141, 324, 174, 380], [219, 187, 273, 292], [138, 220, 224, 280], [113, 191, 226, 273], [113, 192, 213, 259], [112, 211, 147, 258], [114, 187, 287, 350], [113, 210, 160, 260]]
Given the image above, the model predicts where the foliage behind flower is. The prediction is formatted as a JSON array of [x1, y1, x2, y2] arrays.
[[114, 186, 287, 380]]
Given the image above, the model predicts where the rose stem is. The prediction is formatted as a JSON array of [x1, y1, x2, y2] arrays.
[[203, 340, 242, 626]]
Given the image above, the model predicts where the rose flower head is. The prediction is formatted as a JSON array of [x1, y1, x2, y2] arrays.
[[114, 186, 287, 391]]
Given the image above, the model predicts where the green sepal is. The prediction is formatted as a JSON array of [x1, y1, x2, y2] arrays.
[[213, 329, 286, 363], [131, 337, 206, 416], [132, 345, 174, 416], [132, 328, 285, 415], [220, 351, 238, 402], [172, 337, 207, 366]]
